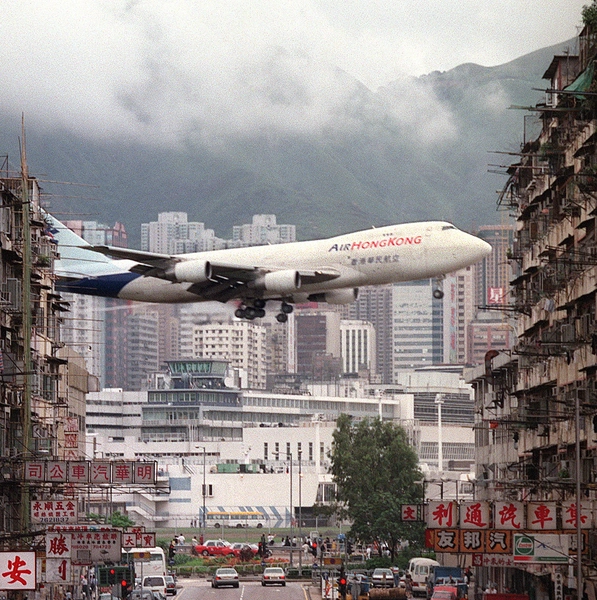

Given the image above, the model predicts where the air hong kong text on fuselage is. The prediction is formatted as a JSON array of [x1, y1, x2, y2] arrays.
[[328, 235, 423, 252]]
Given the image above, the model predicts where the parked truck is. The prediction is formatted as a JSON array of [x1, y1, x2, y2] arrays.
[[426, 566, 464, 600]]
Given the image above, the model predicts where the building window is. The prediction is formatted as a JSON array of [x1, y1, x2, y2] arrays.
[[264, 442, 268, 461], [309, 442, 313, 462]]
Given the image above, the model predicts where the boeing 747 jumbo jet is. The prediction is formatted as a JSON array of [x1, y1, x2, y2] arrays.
[[49, 214, 491, 322]]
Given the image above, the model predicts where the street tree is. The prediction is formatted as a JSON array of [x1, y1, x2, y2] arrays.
[[329, 414, 425, 559]]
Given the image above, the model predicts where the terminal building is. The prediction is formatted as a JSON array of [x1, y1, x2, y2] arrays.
[[86, 359, 475, 528]]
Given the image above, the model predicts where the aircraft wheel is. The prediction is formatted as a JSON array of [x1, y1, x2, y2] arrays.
[[433, 289, 444, 299], [276, 313, 288, 323], [254, 298, 266, 309], [235, 308, 246, 319], [256, 308, 266, 318], [245, 307, 257, 319], [281, 302, 293, 314]]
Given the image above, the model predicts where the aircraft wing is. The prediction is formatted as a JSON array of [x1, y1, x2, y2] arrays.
[[88, 244, 340, 301], [88, 246, 173, 268]]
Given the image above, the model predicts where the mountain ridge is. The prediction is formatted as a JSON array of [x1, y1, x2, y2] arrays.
[[0, 39, 574, 245]]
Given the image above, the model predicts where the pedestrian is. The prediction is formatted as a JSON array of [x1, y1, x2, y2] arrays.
[[351, 576, 361, 600], [80, 575, 88, 600], [405, 573, 413, 599], [89, 574, 96, 600], [302, 541, 310, 558], [177, 533, 185, 545]]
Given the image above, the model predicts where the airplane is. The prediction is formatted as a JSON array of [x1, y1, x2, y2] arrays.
[[48, 214, 492, 322]]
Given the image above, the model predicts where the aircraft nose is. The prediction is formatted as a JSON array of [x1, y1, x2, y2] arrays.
[[461, 232, 492, 262], [475, 237, 493, 259]]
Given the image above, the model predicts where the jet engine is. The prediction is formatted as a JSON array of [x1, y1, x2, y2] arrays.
[[165, 260, 212, 283], [309, 288, 359, 305], [257, 270, 302, 294]]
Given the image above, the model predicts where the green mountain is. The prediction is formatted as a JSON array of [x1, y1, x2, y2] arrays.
[[0, 40, 571, 245]]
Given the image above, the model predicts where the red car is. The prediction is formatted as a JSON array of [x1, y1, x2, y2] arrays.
[[194, 539, 238, 557]]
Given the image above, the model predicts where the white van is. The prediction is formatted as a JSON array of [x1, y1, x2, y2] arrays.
[[141, 576, 167, 598], [406, 558, 440, 597]]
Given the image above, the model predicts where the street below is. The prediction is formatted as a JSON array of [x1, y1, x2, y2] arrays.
[[174, 579, 313, 600]]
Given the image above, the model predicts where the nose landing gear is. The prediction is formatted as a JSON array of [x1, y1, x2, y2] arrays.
[[433, 276, 445, 299]]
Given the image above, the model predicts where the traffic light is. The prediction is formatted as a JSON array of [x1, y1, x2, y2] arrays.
[[337, 575, 347, 598], [108, 568, 116, 585], [120, 577, 130, 599]]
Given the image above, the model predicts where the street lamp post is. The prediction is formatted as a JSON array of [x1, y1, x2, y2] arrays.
[[288, 452, 293, 566], [202, 448, 206, 538], [196, 446, 207, 539], [435, 393, 444, 473], [298, 451, 302, 570]]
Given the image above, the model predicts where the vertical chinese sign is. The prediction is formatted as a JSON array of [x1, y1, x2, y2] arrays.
[[46, 532, 72, 584]]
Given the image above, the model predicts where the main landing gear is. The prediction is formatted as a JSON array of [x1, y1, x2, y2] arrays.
[[275, 302, 294, 323], [433, 276, 445, 299], [234, 301, 294, 322]]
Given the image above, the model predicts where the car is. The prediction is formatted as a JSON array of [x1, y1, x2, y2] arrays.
[[371, 568, 395, 588], [129, 589, 165, 600], [211, 568, 239, 588], [99, 594, 117, 600], [194, 539, 238, 557], [261, 567, 286, 587], [230, 542, 258, 553], [431, 586, 459, 600], [164, 576, 177, 596], [230, 542, 259, 558]]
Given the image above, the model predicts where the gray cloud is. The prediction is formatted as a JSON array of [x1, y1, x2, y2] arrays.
[[0, 0, 586, 148]]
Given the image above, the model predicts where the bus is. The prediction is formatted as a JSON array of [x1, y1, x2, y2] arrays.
[[205, 510, 266, 528], [122, 547, 167, 581]]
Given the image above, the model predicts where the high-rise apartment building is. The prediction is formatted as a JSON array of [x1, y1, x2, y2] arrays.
[[192, 319, 267, 389], [467, 223, 517, 365], [348, 285, 393, 383], [339, 320, 376, 376], [126, 309, 160, 390], [232, 214, 296, 246], [295, 309, 342, 381], [475, 224, 516, 307], [62, 220, 130, 387], [442, 267, 477, 365], [392, 280, 443, 376], [141, 211, 225, 253]]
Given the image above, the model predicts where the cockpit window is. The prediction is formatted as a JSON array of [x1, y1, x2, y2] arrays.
[[442, 225, 456, 230]]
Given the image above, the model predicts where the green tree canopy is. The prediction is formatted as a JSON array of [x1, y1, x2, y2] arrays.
[[329, 415, 424, 559]]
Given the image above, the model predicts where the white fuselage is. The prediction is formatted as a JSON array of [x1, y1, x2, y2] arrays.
[[112, 221, 490, 303]]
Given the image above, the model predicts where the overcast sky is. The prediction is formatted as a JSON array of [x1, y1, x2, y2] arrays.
[[0, 0, 588, 146]]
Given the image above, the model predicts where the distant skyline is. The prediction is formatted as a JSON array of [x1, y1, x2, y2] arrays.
[[0, 1, 587, 148]]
